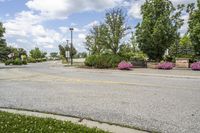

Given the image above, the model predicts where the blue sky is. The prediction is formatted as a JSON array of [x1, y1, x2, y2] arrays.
[[0, 0, 196, 53]]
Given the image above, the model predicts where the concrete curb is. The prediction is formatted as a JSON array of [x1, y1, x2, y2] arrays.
[[0, 108, 148, 133]]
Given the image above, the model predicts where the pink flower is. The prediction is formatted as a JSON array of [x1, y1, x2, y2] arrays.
[[191, 61, 200, 71], [118, 61, 133, 70], [157, 62, 174, 70]]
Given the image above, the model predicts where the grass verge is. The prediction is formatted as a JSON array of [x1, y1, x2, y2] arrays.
[[0, 111, 109, 133]]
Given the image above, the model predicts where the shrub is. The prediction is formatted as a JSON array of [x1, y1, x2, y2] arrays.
[[5, 59, 27, 65], [22, 60, 27, 65], [191, 61, 200, 71], [85, 55, 96, 67], [157, 62, 174, 70], [163, 55, 176, 62], [191, 55, 200, 63], [119, 52, 135, 61], [130, 52, 147, 61], [85, 54, 122, 68], [36, 58, 42, 62], [28, 58, 36, 63], [118, 61, 133, 70], [42, 58, 47, 62], [120, 52, 147, 61], [13, 58, 23, 65], [5, 60, 13, 65]]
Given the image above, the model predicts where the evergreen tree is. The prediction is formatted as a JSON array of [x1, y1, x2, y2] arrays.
[[0, 22, 10, 61]]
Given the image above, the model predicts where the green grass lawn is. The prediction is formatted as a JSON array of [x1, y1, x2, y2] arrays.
[[0, 111, 109, 133]]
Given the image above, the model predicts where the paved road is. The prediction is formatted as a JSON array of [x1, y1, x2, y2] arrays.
[[0, 62, 200, 133]]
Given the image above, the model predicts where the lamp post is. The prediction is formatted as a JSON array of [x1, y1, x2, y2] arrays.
[[69, 28, 74, 65], [66, 39, 69, 46]]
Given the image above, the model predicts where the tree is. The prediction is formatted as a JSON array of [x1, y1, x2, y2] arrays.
[[50, 52, 58, 58], [169, 35, 194, 57], [9, 47, 27, 60], [179, 35, 194, 55], [58, 45, 66, 59], [30, 47, 43, 59], [41, 52, 47, 58], [85, 24, 108, 55], [18, 48, 27, 59], [130, 32, 139, 52], [58, 44, 77, 60], [188, 0, 200, 56], [135, 0, 184, 61], [0, 22, 10, 61], [105, 8, 130, 54]]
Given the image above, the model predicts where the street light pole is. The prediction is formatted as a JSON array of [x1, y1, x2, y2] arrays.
[[69, 28, 74, 66], [66, 40, 69, 46]]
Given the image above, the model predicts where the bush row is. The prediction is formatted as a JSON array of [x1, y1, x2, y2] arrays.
[[85, 54, 123, 68], [5, 58, 27, 65], [27, 58, 47, 63]]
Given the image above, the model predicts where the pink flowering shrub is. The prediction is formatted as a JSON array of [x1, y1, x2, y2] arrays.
[[191, 61, 200, 71], [157, 62, 174, 70], [118, 61, 133, 70]]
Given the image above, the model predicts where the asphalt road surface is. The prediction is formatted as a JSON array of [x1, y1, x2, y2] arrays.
[[0, 62, 200, 133]]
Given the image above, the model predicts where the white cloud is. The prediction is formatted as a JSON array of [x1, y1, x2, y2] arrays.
[[71, 23, 77, 26], [43, 45, 54, 49], [128, 1, 143, 19], [7, 42, 19, 48], [84, 20, 99, 28], [4, 11, 42, 37], [59, 26, 86, 34], [16, 39, 28, 43], [78, 33, 86, 40], [26, 0, 124, 19], [3, 9, 65, 51]]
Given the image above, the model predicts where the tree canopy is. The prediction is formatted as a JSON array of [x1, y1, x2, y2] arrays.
[[135, 0, 184, 61], [30, 47, 46, 59], [169, 35, 194, 57], [85, 24, 107, 55], [85, 8, 130, 55], [0, 22, 10, 61], [58, 44, 77, 59], [104, 8, 130, 54], [188, 0, 200, 56], [50, 52, 58, 58]]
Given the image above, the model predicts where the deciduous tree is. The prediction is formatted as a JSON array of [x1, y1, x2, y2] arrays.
[[135, 0, 184, 61], [30, 47, 45, 59], [188, 0, 200, 56], [105, 8, 130, 54], [85, 24, 108, 55]]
